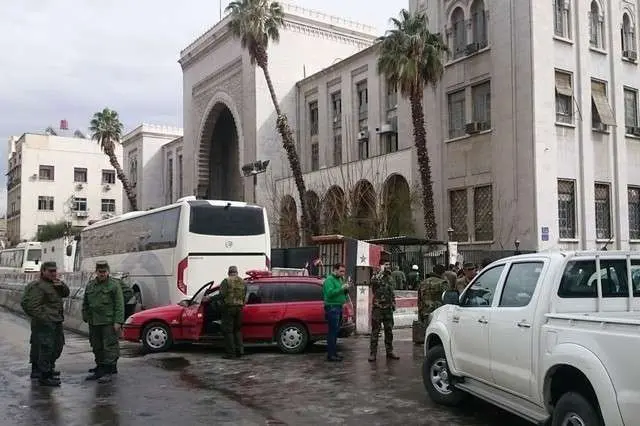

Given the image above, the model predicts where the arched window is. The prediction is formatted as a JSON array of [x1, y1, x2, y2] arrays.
[[589, 1, 604, 49], [622, 13, 637, 58], [553, 0, 571, 39], [451, 7, 466, 59], [471, 0, 488, 47]]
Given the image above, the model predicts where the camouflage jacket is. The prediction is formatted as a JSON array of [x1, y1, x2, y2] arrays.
[[21, 278, 70, 323], [82, 277, 125, 326], [371, 274, 396, 310], [221, 276, 246, 307], [417, 274, 449, 321]]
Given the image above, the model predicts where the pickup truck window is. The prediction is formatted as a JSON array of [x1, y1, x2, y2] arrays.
[[460, 265, 504, 307], [558, 259, 630, 298], [498, 262, 543, 307]]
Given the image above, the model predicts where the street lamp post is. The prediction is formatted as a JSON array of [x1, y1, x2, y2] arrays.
[[514, 239, 521, 255], [241, 160, 270, 203]]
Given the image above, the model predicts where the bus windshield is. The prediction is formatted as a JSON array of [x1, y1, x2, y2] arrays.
[[26, 249, 42, 262], [189, 203, 265, 236]]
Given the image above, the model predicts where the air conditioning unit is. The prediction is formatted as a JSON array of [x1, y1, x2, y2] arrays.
[[357, 130, 369, 140], [75, 183, 84, 190], [103, 184, 111, 191], [465, 43, 480, 55], [465, 122, 481, 134], [623, 50, 638, 61], [378, 123, 396, 134], [75, 211, 89, 218], [593, 122, 608, 132]]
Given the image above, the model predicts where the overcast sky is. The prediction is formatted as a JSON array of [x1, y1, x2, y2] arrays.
[[0, 0, 404, 213]]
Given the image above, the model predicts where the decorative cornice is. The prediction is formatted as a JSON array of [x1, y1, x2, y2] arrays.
[[297, 44, 377, 86], [350, 64, 369, 77], [192, 57, 243, 97], [122, 123, 183, 146], [327, 77, 342, 88]]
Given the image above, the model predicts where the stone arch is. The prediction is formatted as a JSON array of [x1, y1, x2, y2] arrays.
[[351, 179, 377, 240], [196, 92, 245, 200], [322, 185, 346, 234], [279, 195, 300, 247], [382, 174, 413, 237], [304, 190, 321, 237]]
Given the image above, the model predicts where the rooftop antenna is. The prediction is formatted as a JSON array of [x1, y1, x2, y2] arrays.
[[219, 0, 222, 21]]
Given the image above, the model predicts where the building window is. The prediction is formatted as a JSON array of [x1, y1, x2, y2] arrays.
[[358, 139, 369, 160], [72, 197, 87, 212], [471, 0, 487, 48], [102, 169, 116, 184], [385, 80, 398, 110], [451, 7, 466, 59], [311, 143, 319, 171], [333, 134, 342, 166], [309, 101, 319, 136], [589, 1, 604, 49], [37, 196, 54, 211], [595, 183, 611, 239], [449, 189, 468, 241], [101, 199, 116, 213], [177, 153, 183, 197], [473, 185, 493, 241], [622, 13, 637, 58], [167, 156, 174, 202], [448, 89, 466, 139], [74, 167, 88, 183], [624, 88, 639, 134], [555, 71, 574, 124], [558, 179, 576, 239], [628, 187, 640, 240], [356, 81, 368, 119], [39, 165, 54, 181], [554, 0, 571, 39], [382, 133, 398, 154], [331, 92, 342, 128], [471, 81, 491, 129], [591, 80, 615, 131]]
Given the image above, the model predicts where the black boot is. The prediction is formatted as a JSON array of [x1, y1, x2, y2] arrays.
[[38, 373, 61, 387], [97, 365, 115, 384], [85, 365, 104, 381], [30, 365, 40, 379], [88, 366, 98, 373]]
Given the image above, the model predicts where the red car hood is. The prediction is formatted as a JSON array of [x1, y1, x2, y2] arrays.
[[126, 304, 185, 325]]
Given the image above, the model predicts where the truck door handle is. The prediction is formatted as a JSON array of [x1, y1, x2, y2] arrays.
[[452, 315, 460, 323], [517, 320, 531, 328], [477, 317, 488, 324]]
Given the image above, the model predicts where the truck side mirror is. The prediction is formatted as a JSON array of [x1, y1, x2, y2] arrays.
[[66, 245, 72, 257], [442, 290, 460, 305]]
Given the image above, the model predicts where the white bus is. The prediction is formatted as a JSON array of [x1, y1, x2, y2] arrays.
[[41, 236, 77, 273], [0, 241, 43, 273], [78, 197, 271, 308]]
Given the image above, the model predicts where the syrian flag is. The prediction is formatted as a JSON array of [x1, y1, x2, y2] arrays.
[[356, 240, 382, 267]]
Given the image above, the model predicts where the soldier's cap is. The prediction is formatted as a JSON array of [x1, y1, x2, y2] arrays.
[[228, 265, 238, 275], [463, 262, 476, 269], [95, 261, 110, 271], [41, 261, 57, 271]]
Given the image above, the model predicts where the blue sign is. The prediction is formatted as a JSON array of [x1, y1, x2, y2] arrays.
[[541, 226, 549, 241]]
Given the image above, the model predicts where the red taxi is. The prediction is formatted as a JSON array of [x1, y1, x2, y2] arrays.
[[122, 271, 355, 354]]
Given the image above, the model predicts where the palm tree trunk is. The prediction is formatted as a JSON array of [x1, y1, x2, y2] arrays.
[[409, 90, 437, 239], [106, 152, 137, 211], [257, 56, 310, 245]]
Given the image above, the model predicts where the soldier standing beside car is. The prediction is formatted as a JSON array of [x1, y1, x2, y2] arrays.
[[417, 264, 450, 326], [220, 265, 246, 359], [368, 266, 400, 362], [21, 261, 70, 386], [83, 261, 124, 383]]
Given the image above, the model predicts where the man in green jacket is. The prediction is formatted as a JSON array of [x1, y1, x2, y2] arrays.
[[82, 261, 124, 383], [322, 263, 348, 362], [21, 261, 70, 386], [220, 265, 246, 359]]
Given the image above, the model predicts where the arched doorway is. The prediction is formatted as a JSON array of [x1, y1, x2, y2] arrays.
[[351, 179, 377, 239], [304, 190, 321, 237], [322, 186, 346, 234], [279, 195, 300, 247], [197, 102, 243, 200], [382, 174, 413, 236]]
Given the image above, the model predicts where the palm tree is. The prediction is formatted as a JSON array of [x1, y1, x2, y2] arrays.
[[89, 108, 137, 210], [226, 0, 310, 242], [377, 9, 447, 239]]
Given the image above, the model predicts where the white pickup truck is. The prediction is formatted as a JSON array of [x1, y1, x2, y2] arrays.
[[423, 251, 640, 426]]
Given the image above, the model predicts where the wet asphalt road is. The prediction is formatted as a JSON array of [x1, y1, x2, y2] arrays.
[[0, 308, 530, 425]]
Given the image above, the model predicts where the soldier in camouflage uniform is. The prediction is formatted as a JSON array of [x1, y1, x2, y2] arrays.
[[417, 264, 450, 325], [83, 261, 124, 383], [220, 265, 246, 359], [368, 267, 400, 362], [21, 261, 70, 386]]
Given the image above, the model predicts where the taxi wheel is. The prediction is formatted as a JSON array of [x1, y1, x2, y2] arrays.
[[142, 322, 173, 353], [276, 322, 309, 354]]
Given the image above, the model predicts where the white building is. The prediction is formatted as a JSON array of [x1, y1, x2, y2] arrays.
[[6, 121, 124, 244], [121, 124, 183, 211]]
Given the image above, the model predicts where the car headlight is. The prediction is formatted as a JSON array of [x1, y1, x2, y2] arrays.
[[125, 316, 134, 325]]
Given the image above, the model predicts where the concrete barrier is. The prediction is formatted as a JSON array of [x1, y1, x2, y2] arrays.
[[355, 284, 418, 333]]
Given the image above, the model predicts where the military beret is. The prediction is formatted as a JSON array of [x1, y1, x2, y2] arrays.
[[95, 261, 110, 270], [228, 265, 238, 274], [41, 261, 57, 269]]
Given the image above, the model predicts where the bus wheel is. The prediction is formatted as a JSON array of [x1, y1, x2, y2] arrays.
[[142, 322, 172, 353]]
